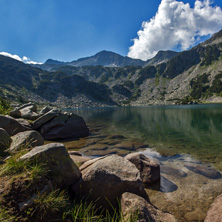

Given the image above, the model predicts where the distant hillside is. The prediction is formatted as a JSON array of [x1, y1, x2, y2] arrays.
[[1, 29, 222, 107]]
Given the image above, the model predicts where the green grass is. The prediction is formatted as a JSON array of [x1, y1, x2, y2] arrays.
[[0, 209, 15, 222], [0, 150, 48, 181], [0, 97, 11, 115]]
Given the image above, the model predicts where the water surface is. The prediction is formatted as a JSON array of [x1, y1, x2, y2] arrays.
[[66, 104, 222, 222]]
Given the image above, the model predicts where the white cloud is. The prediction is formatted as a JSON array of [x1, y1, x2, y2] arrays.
[[0, 52, 42, 64], [128, 0, 222, 61]]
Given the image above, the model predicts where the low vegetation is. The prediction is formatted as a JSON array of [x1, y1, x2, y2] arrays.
[[0, 97, 11, 115]]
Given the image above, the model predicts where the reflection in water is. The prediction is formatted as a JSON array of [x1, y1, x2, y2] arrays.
[[73, 104, 222, 170], [67, 104, 222, 222]]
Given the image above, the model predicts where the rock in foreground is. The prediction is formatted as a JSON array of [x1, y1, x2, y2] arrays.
[[9, 130, 44, 154], [0, 128, 12, 151], [78, 155, 148, 210], [20, 143, 81, 188], [125, 153, 160, 185], [0, 115, 29, 136], [121, 192, 176, 222]]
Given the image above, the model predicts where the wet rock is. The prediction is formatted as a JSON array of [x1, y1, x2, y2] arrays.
[[160, 176, 178, 193], [78, 154, 148, 210], [33, 109, 60, 129], [205, 194, 222, 222], [114, 142, 147, 151], [184, 163, 222, 179], [184, 208, 206, 221], [20, 143, 81, 188], [121, 192, 176, 222], [9, 130, 44, 154], [40, 113, 89, 140], [109, 135, 126, 139], [0, 128, 12, 151], [161, 165, 187, 178], [125, 153, 160, 185], [0, 115, 30, 135]]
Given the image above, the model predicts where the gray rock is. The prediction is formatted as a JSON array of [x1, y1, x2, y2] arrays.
[[39, 106, 51, 115], [19, 105, 39, 120], [9, 130, 44, 154], [40, 113, 89, 140], [78, 154, 148, 210], [33, 109, 60, 129], [16, 118, 32, 129], [125, 153, 160, 185], [17, 103, 37, 112], [0, 128, 12, 151], [20, 143, 81, 188], [184, 163, 222, 179], [0, 115, 29, 136], [9, 109, 21, 118], [121, 192, 176, 222], [205, 194, 222, 222]]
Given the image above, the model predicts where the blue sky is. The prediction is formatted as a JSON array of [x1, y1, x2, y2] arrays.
[[0, 0, 222, 63]]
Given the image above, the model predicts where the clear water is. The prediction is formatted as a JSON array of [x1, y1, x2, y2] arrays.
[[65, 104, 222, 221]]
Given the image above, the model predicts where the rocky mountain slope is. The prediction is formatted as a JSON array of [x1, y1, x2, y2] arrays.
[[0, 29, 222, 107]]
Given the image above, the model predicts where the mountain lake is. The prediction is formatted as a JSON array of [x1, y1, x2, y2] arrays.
[[61, 104, 222, 221]]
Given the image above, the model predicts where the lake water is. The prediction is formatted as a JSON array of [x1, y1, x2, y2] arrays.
[[65, 104, 222, 221]]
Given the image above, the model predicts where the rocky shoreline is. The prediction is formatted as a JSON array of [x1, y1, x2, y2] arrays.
[[0, 103, 222, 221]]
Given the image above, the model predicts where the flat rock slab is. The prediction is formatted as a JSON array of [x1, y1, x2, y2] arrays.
[[161, 165, 187, 178], [114, 142, 148, 151], [184, 163, 222, 179]]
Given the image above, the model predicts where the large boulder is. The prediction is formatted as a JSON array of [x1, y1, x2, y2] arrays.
[[78, 155, 148, 210], [19, 143, 81, 188], [121, 192, 176, 222], [33, 109, 60, 129], [125, 153, 160, 185], [0, 128, 12, 151], [17, 102, 37, 112], [205, 194, 222, 222], [0, 115, 30, 136], [9, 130, 44, 154], [40, 113, 89, 140]]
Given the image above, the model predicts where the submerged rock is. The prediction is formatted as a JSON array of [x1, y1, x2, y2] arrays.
[[184, 163, 222, 179], [160, 176, 178, 193], [161, 165, 187, 178], [205, 194, 222, 222], [20, 143, 81, 188], [121, 192, 176, 222], [78, 154, 148, 210], [125, 153, 160, 185], [9, 130, 44, 154]]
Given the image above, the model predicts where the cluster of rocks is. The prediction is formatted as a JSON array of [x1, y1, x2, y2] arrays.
[[1, 102, 89, 141]]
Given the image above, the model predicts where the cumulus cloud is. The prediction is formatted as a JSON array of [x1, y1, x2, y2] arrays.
[[0, 52, 42, 64], [128, 0, 222, 61]]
